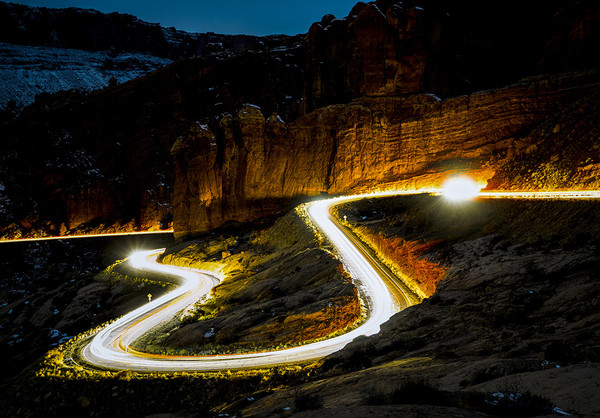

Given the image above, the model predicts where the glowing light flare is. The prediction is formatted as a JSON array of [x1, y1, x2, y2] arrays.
[[441, 176, 482, 201], [129, 250, 152, 270]]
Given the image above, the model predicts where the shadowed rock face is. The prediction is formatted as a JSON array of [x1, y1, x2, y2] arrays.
[[0, 0, 278, 60], [171, 73, 600, 237], [0, 39, 305, 239], [1, 0, 600, 239], [303, 0, 595, 112]]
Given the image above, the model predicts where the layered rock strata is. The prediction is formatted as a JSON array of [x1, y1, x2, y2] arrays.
[[2, 0, 600, 239], [172, 72, 600, 237]]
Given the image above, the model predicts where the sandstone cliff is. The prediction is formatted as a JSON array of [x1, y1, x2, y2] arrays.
[[0, 36, 304, 239], [2, 0, 600, 239], [172, 72, 600, 237], [303, 0, 594, 111]]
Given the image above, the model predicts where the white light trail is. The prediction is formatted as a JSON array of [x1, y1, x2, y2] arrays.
[[80, 195, 413, 372], [77, 185, 600, 372]]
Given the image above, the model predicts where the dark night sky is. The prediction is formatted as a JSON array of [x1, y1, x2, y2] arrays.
[[11, 1, 360, 35]]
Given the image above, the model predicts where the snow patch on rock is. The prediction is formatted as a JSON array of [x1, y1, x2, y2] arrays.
[[0, 42, 172, 108]]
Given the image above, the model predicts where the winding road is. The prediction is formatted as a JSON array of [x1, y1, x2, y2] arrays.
[[79, 188, 600, 371], [80, 193, 416, 371]]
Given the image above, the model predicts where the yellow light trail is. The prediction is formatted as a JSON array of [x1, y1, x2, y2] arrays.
[[45, 185, 600, 372], [80, 193, 423, 371], [0, 229, 174, 244], [478, 190, 600, 199]]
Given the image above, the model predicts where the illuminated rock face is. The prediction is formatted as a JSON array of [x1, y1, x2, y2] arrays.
[[3, 0, 599, 239], [172, 74, 600, 237]]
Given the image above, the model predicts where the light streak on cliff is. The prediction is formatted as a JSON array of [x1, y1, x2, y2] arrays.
[[0, 230, 174, 244]]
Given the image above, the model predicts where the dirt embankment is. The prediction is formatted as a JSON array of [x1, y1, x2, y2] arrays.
[[150, 210, 362, 354], [333, 201, 447, 298]]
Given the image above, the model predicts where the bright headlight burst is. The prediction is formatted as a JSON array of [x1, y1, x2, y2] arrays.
[[128, 249, 156, 269], [441, 176, 482, 201]]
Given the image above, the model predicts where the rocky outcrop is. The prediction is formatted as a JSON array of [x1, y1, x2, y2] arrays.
[[540, 0, 600, 73], [0, 42, 173, 108], [303, 0, 600, 112], [487, 74, 600, 190], [172, 72, 600, 237], [305, 2, 429, 111], [0, 1, 288, 60], [0, 35, 305, 239]]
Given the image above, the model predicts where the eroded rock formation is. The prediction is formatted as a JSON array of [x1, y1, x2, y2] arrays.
[[2, 0, 600, 239], [303, 0, 588, 111], [172, 72, 600, 237], [0, 0, 281, 60]]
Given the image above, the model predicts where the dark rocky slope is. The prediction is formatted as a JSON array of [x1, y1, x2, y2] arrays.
[[239, 196, 600, 417], [0, 233, 173, 380], [487, 85, 600, 191], [0, 1, 298, 108]]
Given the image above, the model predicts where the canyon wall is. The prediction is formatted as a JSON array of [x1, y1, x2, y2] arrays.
[[172, 72, 600, 237], [2, 0, 600, 239], [0, 1, 283, 60], [302, 0, 588, 112]]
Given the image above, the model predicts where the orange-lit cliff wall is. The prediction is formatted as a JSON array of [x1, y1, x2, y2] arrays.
[[171, 73, 600, 237]]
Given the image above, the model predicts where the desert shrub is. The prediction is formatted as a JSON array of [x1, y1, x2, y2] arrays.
[[364, 378, 447, 406], [344, 349, 372, 371], [390, 378, 447, 406], [292, 388, 323, 412], [215, 326, 238, 345], [364, 383, 391, 405]]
